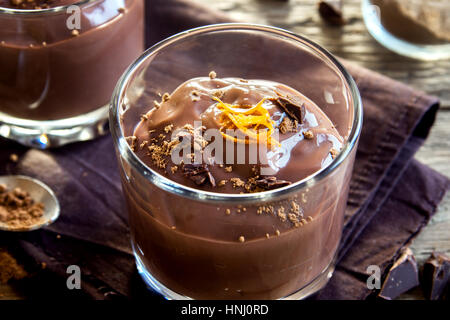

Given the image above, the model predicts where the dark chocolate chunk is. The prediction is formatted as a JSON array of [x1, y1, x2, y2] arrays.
[[378, 247, 419, 300], [422, 252, 450, 300], [183, 163, 216, 187], [270, 93, 305, 124], [255, 177, 292, 190], [318, 0, 346, 26]]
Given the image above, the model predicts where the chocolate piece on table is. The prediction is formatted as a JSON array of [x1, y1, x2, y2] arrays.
[[255, 177, 292, 190], [318, 0, 346, 26], [378, 247, 419, 300], [422, 252, 450, 300]]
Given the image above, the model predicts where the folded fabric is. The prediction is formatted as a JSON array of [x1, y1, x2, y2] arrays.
[[0, 0, 448, 299]]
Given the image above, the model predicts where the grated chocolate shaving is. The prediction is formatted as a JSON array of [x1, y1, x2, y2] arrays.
[[182, 163, 216, 187]]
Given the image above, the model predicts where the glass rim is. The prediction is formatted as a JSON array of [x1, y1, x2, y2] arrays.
[[0, 0, 97, 15], [110, 23, 363, 204]]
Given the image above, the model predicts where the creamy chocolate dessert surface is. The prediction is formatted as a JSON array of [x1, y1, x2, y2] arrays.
[[131, 76, 344, 194], [123, 75, 353, 299], [0, 0, 144, 120], [0, 0, 79, 9]]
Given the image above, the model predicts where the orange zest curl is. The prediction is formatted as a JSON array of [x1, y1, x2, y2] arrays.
[[213, 96, 280, 148]]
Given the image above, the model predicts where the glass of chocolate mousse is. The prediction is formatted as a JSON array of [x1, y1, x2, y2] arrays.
[[111, 24, 363, 300], [0, 0, 144, 148], [362, 0, 450, 60]]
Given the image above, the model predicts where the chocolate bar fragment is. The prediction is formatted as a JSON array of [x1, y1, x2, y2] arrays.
[[270, 94, 306, 124], [422, 252, 450, 300], [378, 247, 419, 300], [255, 177, 292, 190], [183, 163, 216, 187], [318, 0, 346, 26]]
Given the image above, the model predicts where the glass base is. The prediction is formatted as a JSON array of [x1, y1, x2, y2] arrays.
[[362, 0, 450, 61], [0, 105, 109, 149], [133, 244, 335, 300]]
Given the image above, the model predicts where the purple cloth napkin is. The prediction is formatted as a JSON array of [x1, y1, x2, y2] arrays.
[[1, 0, 449, 300]]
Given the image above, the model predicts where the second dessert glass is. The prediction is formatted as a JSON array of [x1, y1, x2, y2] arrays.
[[110, 24, 363, 300], [0, 0, 144, 148]]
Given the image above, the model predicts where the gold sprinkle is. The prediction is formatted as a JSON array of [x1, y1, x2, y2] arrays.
[[230, 177, 245, 188], [238, 236, 245, 243], [164, 124, 174, 133], [275, 230, 281, 236], [277, 207, 287, 222], [118, 7, 126, 13], [307, 216, 314, 222], [141, 114, 148, 121], [225, 166, 233, 173], [265, 233, 270, 239], [225, 209, 231, 215], [218, 180, 227, 187], [153, 100, 161, 109], [301, 193, 307, 203], [209, 71, 217, 79], [139, 141, 148, 150], [190, 90, 200, 102], [212, 89, 224, 99], [300, 218, 308, 225], [42, 41, 47, 47], [170, 166, 178, 174], [162, 92, 170, 102], [304, 130, 314, 139], [71, 29, 80, 37], [171, 226, 176, 230], [9, 154, 18, 163]]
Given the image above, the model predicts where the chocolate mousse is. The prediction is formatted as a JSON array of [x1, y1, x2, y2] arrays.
[[123, 74, 352, 299], [132, 76, 343, 192], [0, 0, 144, 120]]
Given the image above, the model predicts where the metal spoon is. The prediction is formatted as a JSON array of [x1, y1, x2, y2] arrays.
[[0, 175, 60, 232]]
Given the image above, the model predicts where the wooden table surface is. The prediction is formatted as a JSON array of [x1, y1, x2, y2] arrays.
[[1, 0, 449, 300]]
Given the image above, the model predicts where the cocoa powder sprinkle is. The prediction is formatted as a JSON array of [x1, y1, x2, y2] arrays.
[[209, 71, 217, 79], [0, 185, 45, 230], [303, 130, 314, 139]]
